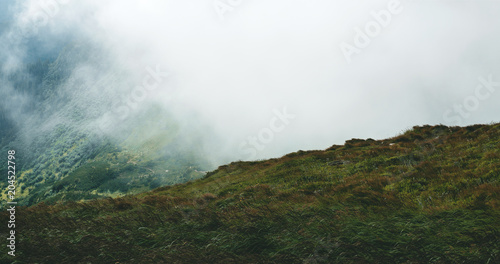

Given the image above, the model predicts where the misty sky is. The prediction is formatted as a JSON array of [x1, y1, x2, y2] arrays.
[[1, 0, 500, 163]]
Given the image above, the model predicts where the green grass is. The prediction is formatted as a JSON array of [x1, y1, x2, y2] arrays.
[[1, 123, 499, 263]]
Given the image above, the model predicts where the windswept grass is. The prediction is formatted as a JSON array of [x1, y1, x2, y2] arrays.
[[1, 123, 499, 263]]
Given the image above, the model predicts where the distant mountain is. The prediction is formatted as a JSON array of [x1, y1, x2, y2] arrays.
[[0, 43, 212, 206], [4, 123, 499, 263]]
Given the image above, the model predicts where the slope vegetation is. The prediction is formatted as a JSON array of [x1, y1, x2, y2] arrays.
[[0, 45, 211, 206], [3, 123, 499, 263]]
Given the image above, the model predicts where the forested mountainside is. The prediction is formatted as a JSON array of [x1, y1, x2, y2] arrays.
[[3, 123, 498, 263], [0, 43, 211, 206]]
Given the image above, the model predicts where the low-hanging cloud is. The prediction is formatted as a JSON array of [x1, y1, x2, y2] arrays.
[[1, 0, 500, 166]]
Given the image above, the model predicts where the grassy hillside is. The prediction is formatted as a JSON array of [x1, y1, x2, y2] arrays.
[[2, 123, 499, 263]]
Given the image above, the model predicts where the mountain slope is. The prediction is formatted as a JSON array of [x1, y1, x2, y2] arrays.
[[0, 44, 212, 206], [3, 123, 500, 263]]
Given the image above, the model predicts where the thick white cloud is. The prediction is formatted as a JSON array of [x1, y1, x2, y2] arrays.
[[1, 0, 500, 164]]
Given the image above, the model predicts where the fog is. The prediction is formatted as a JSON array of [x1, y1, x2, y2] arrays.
[[1, 0, 500, 165]]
